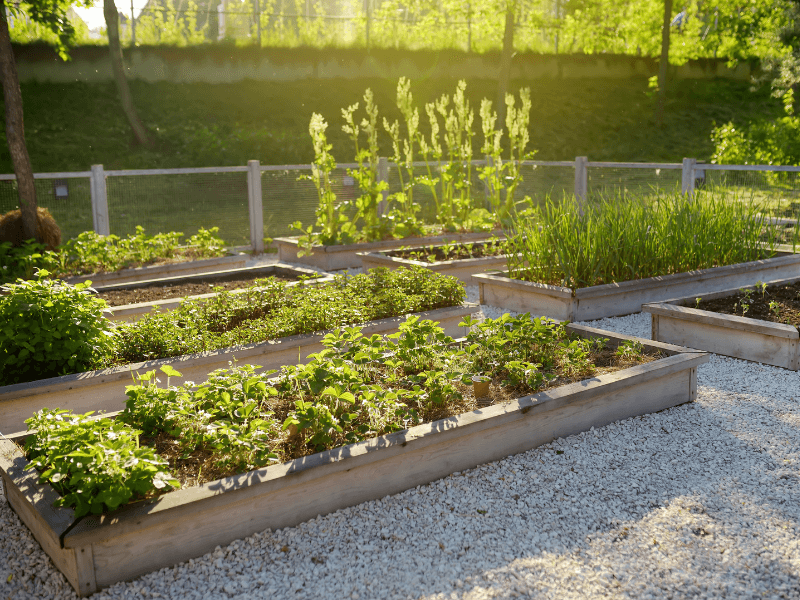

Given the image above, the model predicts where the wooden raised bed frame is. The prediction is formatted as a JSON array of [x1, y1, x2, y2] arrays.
[[642, 276, 800, 370], [357, 242, 512, 285], [99, 263, 332, 323], [0, 326, 708, 596], [0, 304, 476, 436], [64, 252, 250, 286], [274, 231, 504, 271], [474, 252, 800, 321]]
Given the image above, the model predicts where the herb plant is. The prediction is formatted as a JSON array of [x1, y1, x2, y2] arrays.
[[113, 266, 465, 366], [0, 271, 116, 386], [506, 190, 785, 289]]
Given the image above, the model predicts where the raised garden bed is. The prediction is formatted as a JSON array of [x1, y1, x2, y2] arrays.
[[358, 238, 512, 284], [642, 277, 800, 370], [96, 263, 331, 322], [0, 321, 708, 597], [0, 303, 475, 436], [474, 252, 800, 321], [65, 253, 250, 287], [275, 231, 503, 271]]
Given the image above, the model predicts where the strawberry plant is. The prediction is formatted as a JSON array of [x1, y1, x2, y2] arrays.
[[25, 314, 659, 516], [24, 408, 179, 517]]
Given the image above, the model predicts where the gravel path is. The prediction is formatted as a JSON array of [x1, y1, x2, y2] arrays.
[[2, 289, 799, 599]]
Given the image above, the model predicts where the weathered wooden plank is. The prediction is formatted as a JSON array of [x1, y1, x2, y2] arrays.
[[359, 251, 511, 284], [642, 303, 799, 339], [647, 310, 798, 370], [102, 265, 333, 323], [479, 279, 573, 320], [0, 439, 82, 593], [474, 254, 800, 321], [64, 254, 249, 286], [0, 304, 477, 434], [649, 275, 800, 307], [275, 232, 503, 270]]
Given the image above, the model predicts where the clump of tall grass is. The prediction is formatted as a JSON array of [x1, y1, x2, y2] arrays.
[[505, 190, 797, 289]]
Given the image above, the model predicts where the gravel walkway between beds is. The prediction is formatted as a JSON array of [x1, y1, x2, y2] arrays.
[[2, 289, 799, 599]]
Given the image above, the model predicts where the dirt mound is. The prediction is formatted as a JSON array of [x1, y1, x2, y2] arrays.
[[0, 206, 62, 250]]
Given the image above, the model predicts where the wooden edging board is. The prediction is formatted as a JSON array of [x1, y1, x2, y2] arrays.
[[0, 326, 708, 597], [99, 263, 332, 323], [358, 246, 513, 285], [0, 303, 477, 436], [642, 275, 800, 370], [474, 252, 800, 321], [274, 231, 504, 271], [64, 253, 250, 286]]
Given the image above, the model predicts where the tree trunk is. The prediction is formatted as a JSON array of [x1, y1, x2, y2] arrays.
[[0, 0, 37, 241], [656, 0, 673, 124], [104, 0, 152, 147], [496, 0, 516, 126]]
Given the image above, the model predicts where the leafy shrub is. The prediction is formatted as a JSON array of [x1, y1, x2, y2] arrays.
[[24, 408, 179, 517], [0, 271, 116, 385], [0, 240, 59, 284], [711, 117, 800, 168]]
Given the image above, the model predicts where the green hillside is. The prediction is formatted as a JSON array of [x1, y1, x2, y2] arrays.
[[0, 76, 781, 173]]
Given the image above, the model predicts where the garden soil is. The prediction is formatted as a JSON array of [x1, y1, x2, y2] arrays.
[[96, 274, 295, 306], [696, 281, 800, 328]]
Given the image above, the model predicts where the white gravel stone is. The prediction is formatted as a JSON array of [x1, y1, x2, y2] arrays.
[[2, 306, 800, 599]]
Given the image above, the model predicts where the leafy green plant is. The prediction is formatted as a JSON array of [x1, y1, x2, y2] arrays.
[[0, 271, 116, 385], [615, 340, 645, 360], [293, 113, 355, 252], [769, 300, 782, 318], [0, 240, 59, 284], [479, 88, 535, 223], [28, 311, 659, 516], [342, 89, 392, 241], [24, 408, 179, 517], [113, 266, 465, 366]]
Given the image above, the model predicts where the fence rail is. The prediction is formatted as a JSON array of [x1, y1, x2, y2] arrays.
[[1, 158, 797, 250]]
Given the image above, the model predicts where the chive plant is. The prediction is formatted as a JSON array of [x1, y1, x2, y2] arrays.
[[505, 189, 796, 289]]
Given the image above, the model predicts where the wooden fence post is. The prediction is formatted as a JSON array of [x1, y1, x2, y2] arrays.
[[574, 156, 588, 202], [247, 160, 265, 253], [682, 157, 696, 197], [90, 164, 110, 236], [377, 156, 389, 215]]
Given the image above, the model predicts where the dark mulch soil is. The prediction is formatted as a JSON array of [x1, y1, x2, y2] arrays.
[[696, 281, 800, 328], [95, 274, 295, 307], [388, 240, 508, 263]]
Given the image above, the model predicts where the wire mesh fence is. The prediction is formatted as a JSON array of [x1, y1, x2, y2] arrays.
[[587, 164, 683, 199], [701, 167, 800, 218], [0, 176, 93, 242], [260, 166, 353, 239], [5, 160, 800, 251], [105, 170, 250, 245]]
